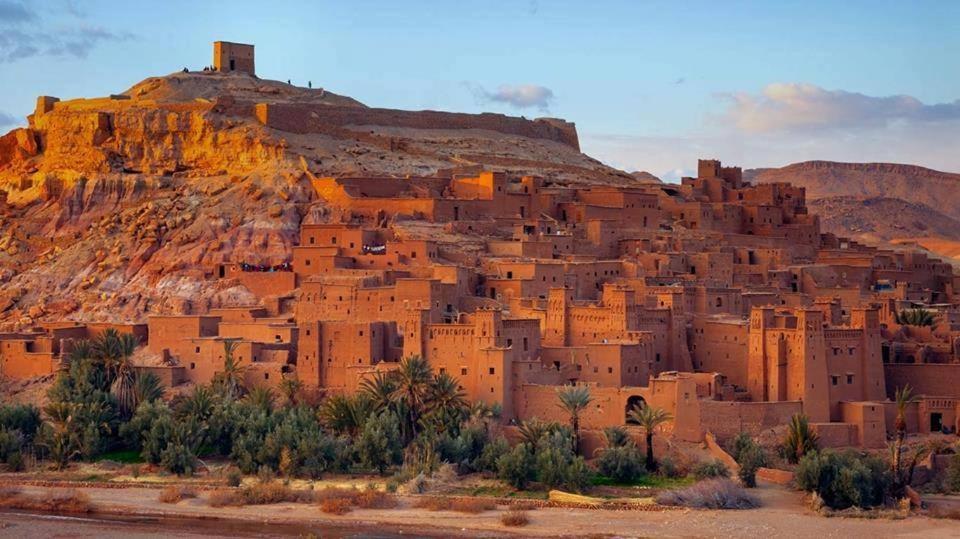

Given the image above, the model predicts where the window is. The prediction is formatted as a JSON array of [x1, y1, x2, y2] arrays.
[[831, 375, 839, 386], [195, 346, 200, 354], [190, 362, 195, 369], [608, 367, 613, 374], [846, 374, 854, 384], [461, 368, 468, 376], [489, 367, 495, 375], [264, 373, 269, 380]]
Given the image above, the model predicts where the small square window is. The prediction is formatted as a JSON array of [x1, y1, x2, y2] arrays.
[[489, 367, 495, 375], [461, 368, 467, 376]]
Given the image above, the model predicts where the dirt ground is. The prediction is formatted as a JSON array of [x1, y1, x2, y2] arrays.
[[2, 482, 959, 538]]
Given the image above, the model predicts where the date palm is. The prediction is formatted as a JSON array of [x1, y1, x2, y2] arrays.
[[131, 371, 164, 410], [895, 308, 937, 328], [627, 404, 672, 471], [388, 355, 433, 442], [244, 386, 276, 412], [92, 330, 140, 419], [557, 385, 592, 454], [425, 371, 468, 433], [781, 413, 819, 464], [318, 394, 375, 436], [278, 377, 304, 408], [892, 385, 917, 484], [212, 340, 247, 399], [359, 371, 399, 412]]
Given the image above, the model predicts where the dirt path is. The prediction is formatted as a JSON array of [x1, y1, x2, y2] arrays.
[[3, 483, 959, 538]]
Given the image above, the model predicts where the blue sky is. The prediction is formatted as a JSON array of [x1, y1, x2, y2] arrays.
[[1, 0, 958, 178]]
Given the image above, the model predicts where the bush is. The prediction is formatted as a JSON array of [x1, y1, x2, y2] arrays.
[[356, 410, 403, 475], [781, 414, 819, 464], [596, 445, 645, 483], [794, 450, 890, 510], [320, 498, 353, 515], [946, 452, 960, 493], [656, 479, 760, 509], [497, 443, 535, 490], [159, 486, 197, 504], [207, 489, 242, 507], [693, 459, 730, 480], [476, 436, 510, 474], [0, 489, 94, 513], [737, 445, 766, 488], [534, 431, 592, 492], [354, 489, 398, 509], [413, 497, 496, 513], [206, 481, 315, 507], [657, 456, 683, 478], [226, 468, 243, 487], [729, 434, 766, 488], [501, 510, 530, 527]]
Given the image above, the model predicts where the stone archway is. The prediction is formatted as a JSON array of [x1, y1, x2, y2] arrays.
[[625, 395, 646, 424]]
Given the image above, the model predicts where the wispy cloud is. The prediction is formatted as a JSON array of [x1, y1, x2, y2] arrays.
[[0, 110, 17, 128], [717, 83, 960, 133], [0, 0, 35, 23], [468, 83, 555, 112], [0, 1, 132, 63]]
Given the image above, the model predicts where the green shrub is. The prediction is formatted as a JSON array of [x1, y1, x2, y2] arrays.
[[946, 452, 960, 493], [497, 443, 535, 490], [693, 459, 730, 480], [795, 450, 891, 509], [356, 410, 402, 474], [534, 431, 592, 492], [781, 414, 819, 464], [737, 446, 766, 488], [596, 445, 645, 483]]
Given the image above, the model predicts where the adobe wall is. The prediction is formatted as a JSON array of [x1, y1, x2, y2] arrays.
[[811, 422, 857, 448], [885, 364, 960, 399], [255, 103, 580, 150], [698, 400, 802, 442], [223, 266, 296, 298]]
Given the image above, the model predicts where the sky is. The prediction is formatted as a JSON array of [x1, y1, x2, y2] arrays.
[[1, 0, 958, 180]]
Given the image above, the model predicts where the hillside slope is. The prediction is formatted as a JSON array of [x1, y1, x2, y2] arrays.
[[0, 71, 635, 330], [746, 161, 960, 220]]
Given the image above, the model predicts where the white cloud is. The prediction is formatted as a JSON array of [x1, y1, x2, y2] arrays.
[[717, 83, 960, 133], [0, 1, 132, 63], [469, 83, 555, 112]]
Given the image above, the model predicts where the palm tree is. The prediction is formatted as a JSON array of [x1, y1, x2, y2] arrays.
[[359, 371, 398, 412], [892, 385, 917, 480], [627, 404, 672, 471], [388, 355, 433, 442], [601, 426, 631, 449], [557, 385, 592, 454], [93, 331, 140, 419], [895, 308, 938, 328], [63, 340, 94, 370], [212, 340, 247, 399], [517, 418, 560, 452], [425, 371, 468, 434], [131, 371, 164, 410], [318, 394, 375, 436], [278, 377, 304, 408], [781, 414, 819, 464], [244, 386, 276, 412], [177, 385, 216, 421], [41, 401, 82, 470]]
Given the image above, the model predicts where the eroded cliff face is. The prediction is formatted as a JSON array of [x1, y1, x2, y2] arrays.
[[0, 70, 629, 330]]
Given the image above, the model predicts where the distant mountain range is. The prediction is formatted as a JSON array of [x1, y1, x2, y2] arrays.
[[746, 161, 960, 263]]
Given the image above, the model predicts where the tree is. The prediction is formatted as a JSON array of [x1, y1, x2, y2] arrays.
[[627, 404, 672, 472], [601, 426, 631, 449], [388, 356, 433, 442], [497, 442, 535, 490], [556, 385, 592, 455], [891, 385, 919, 497], [781, 414, 819, 464], [424, 371, 468, 434], [131, 371, 164, 410], [318, 394, 375, 436], [358, 371, 398, 412], [212, 340, 247, 399], [895, 308, 938, 328], [244, 386, 276, 412], [356, 410, 403, 474], [278, 377, 304, 408]]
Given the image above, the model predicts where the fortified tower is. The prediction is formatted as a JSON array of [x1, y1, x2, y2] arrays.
[[213, 41, 255, 76]]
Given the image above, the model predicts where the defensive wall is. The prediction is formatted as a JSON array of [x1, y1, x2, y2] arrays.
[[254, 103, 580, 150]]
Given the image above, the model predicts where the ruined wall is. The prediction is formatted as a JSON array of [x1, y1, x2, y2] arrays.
[[699, 400, 802, 442], [255, 103, 580, 150]]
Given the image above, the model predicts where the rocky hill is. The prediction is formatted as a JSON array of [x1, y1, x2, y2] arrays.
[[746, 161, 960, 220], [747, 161, 960, 263], [0, 71, 634, 331]]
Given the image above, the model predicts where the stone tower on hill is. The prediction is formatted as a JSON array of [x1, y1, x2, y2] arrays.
[[213, 41, 255, 76]]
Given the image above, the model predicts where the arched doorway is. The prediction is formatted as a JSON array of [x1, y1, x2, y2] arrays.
[[625, 395, 646, 423]]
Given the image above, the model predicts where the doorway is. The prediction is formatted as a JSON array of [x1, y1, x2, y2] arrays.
[[931, 412, 943, 432]]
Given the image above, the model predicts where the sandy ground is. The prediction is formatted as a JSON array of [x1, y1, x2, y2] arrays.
[[2, 482, 959, 538]]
